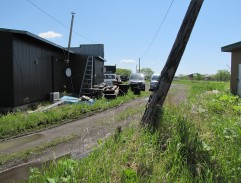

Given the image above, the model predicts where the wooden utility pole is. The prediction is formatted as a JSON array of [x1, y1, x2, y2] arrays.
[[67, 12, 75, 63], [139, 58, 141, 73], [142, 0, 204, 125]]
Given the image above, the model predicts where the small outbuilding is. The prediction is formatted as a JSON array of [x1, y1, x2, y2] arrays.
[[104, 65, 116, 74], [221, 41, 241, 96], [0, 28, 105, 112], [70, 44, 106, 93]]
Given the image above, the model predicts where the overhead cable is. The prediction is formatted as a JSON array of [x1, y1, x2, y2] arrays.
[[25, 0, 97, 43], [140, 0, 175, 59]]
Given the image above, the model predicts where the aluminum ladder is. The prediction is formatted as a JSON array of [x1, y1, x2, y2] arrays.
[[79, 56, 94, 97]]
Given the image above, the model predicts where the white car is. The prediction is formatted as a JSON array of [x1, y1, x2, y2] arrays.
[[104, 74, 117, 86], [150, 74, 160, 91]]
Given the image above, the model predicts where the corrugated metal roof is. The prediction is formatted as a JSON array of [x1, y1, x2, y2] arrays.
[[221, 41, 241, 52], [0, 28, 69, 52]]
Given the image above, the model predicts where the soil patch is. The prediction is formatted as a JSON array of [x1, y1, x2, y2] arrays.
[[0, 84, 188, 175]]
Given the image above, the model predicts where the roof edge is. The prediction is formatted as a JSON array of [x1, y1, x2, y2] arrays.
[[95, 56, 107, 62], [0, 28, 67, 51], [221, 41, 241, 52]]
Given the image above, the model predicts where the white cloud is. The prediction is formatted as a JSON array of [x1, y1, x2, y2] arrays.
[[38, 31, 63, 39], [120, 59, 136, 64]]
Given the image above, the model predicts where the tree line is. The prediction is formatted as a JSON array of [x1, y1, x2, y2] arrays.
[[178, 69, 231, 81], [116, 67, 230, 82]]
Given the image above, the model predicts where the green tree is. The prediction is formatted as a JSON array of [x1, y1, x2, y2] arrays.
[[178, 74, 189, 80], [116, 68, 132, 77], [140, 68, 154, 80], [213, 70, 230, 81], [193, 73, 203, 80]]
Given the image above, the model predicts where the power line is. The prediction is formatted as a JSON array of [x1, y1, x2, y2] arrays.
[[25, 0, 97, 43], [140, 0, 175, 59]]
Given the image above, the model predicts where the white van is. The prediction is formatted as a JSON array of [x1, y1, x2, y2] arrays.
[[129, 73, 145, 91]]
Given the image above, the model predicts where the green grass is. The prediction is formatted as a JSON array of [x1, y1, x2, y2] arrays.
[[0, 135, 76, 165], [0, 92, 149, 140], [29, 81, 241, 182], [0, 103, 146, 165]]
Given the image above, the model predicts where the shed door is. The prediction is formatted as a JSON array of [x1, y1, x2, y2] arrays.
[[238, 64, 241, 96]]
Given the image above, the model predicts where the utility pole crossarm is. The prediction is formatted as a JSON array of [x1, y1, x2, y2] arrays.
[[142, 0, 204, 125]]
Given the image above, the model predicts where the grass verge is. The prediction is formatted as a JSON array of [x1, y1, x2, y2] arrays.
[[0, 135, 76, 166], [28, 81, 241, 183], [0, 104, 146, 166], [0, 92, 149, 140]]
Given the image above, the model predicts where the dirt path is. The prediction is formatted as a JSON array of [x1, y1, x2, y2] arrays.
[[0, 84, 188, 173], [0, 98, 148, 172]]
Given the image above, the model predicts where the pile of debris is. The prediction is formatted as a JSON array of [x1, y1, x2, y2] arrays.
[[90, 81, 130, 100], [29, 80, 142, 113], [30, 95, 94, 113]]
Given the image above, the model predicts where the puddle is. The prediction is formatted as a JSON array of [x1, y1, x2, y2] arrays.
[[0, 151, 90, 182], [0, 155, 70, 183], [0, 134, 44, 152], [0, 134, 94, 182], [0, 161, 42, 183]]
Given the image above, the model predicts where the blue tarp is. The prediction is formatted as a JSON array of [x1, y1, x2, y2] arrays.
[[60, 96, 95, 105], [60, 96, 79, 104]]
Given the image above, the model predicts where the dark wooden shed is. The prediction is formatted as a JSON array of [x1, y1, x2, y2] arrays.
[[70, 44, 105, 94], [0, 28, 105, 112], [70, 55, 105, 93], [104, 65, 116, 74], [71, 44, 104, 58]]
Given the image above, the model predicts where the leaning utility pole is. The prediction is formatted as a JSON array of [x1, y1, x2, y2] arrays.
[[142, 0, 204, 125]]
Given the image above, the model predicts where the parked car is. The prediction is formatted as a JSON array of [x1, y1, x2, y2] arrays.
[[149, 74, 160, 91], [129, 73, 145, 91], [120, 75, 129, 82], [104, 74, 117, 86]]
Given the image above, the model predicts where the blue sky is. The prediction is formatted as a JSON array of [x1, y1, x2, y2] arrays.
[[1, 0, 241, 75]]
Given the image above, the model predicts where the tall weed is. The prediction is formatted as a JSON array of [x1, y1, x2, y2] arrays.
[[28, 81, 241, 182]]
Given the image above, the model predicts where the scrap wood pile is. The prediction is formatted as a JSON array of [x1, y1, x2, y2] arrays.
[[90, 81, 132, 100], [29, 80, 143, 113]]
